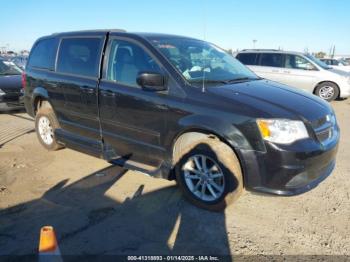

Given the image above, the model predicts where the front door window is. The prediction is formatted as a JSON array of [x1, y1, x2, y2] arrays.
[[106, 40, 161, 87], [285, 55, 316, 70]]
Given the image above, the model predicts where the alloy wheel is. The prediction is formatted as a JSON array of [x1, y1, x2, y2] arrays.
[[319, 86, 335, 100], [182, 154, 225, 202], [38, 116, 54, 145]]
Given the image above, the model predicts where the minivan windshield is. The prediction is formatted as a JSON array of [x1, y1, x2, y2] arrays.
[[149, 37, 259, 85], [0, 60, 22, 75], [305, 54, 332, 70], [339, 59, 349, 66]]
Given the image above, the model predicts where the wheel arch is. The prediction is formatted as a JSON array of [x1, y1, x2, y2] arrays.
[[169, 127, 246, 186], [32, 87, 51, 115]]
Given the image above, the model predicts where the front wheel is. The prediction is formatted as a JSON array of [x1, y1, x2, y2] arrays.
[[315, 82, 339, 102], [175, 138, 243, 211]]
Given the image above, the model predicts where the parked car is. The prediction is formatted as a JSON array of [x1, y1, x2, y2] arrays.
[[11, 56, 28, 70], [0, 58, 24, 112], [235, 50, 350, 101], [23, 30, 339, 211], [320, 58, 350, 73]]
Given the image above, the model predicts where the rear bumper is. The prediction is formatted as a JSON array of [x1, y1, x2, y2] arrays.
[[240, 128, 339, 196], [0, 97, 24, 112], [23, 95, 35, 117]]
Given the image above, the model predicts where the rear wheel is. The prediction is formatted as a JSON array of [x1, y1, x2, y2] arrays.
[[174, 138, 243, 211], [35, 107, 62, 151], [315, 82, 339, 102]]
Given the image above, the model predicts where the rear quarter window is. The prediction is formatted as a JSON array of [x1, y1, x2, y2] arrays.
[[27, 38, 58, 70], [56, 38, 103, 77], [236, 53, 258, 65]]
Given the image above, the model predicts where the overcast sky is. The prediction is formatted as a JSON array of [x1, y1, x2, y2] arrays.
[[1, 0, 349, 55]]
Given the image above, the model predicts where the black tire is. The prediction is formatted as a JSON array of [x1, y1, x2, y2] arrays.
[[35, 107, 63, 151], [315, 82, 339, 102], [174, 138, 243, 211]]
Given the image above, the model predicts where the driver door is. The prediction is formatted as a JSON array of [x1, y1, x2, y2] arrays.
[[99, 37, 169, 167]]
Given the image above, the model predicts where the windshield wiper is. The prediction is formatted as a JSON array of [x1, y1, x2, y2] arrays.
[[189, 77, 261, 86], [224, 77, 259, 84], [189, 79, 229, 84]]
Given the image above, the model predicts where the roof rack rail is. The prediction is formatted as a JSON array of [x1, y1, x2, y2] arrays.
[[109, 29, 127, 33], [51, 29, 126, 35], [241, 49, 279, 52]]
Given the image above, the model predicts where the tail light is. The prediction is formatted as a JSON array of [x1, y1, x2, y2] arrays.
[[21, 72, 26, 90]]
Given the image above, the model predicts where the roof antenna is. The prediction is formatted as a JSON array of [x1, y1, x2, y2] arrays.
[[202, 0, 207, 93]]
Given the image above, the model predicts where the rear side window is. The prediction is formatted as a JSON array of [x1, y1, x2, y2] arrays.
[[236, 53, 258, 65], [28, 38, 58, 70], [57, 38, 103, 77], [260, 53, 283, 67]]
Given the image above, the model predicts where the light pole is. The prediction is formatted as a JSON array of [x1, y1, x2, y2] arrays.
[[253, 39, 257, 49]]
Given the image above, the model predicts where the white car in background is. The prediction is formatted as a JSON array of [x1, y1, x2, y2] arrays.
[[320, 58, 350, 73], [235, 50, 350, 101]]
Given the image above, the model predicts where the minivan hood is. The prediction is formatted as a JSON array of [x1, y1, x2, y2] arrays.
[[207, 79, 332, 122], [328, 68, 350, 76]]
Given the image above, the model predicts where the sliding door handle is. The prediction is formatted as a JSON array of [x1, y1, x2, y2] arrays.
[[80, 86, 95, 94], [100, 90, 116, 97]]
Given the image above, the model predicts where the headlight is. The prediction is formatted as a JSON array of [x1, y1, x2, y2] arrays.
[[256, 119, 309, 144], [0, 88, 5, 96], [328, 109, 336, 125]]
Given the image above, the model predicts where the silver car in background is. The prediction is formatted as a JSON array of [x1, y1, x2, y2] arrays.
[[320, 58, 350, 73], [235, 50, 350, 101]]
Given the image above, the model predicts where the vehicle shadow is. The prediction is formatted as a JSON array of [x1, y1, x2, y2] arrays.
[[0, 111, 34, 147], [0, 164, 233, 260]]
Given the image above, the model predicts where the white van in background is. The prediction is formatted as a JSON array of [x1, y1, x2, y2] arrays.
[[235, 50, 350, 101]]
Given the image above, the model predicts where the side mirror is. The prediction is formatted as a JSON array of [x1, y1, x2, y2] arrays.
[[137, 72, 167, 91]]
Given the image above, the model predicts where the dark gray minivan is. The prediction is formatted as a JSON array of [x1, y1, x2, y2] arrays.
[[23, 30, 339, 211]]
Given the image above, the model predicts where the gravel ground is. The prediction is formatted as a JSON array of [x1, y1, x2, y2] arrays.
[[0, 99, 349, 261]]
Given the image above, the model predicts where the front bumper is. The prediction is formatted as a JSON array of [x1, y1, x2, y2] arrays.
[[339, 79, 350, 98], [240, 128, 339, 196]]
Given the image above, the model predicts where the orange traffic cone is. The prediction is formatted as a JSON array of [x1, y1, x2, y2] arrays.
[[39, 226, 63, 261]]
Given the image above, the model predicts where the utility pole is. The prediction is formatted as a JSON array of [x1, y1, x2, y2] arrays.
[[331, 46, 336, 58]]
